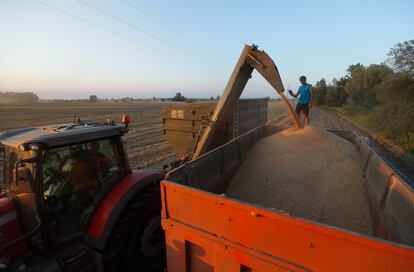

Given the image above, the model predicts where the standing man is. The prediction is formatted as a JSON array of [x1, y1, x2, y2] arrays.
[[289, 76, 314, 126]]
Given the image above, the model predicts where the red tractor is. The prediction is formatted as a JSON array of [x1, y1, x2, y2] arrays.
[[0, 44, 298, 272], [0, 118, 165, 271]]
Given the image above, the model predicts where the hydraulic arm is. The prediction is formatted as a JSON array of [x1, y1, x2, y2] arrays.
[[192, 44, 301, 158]]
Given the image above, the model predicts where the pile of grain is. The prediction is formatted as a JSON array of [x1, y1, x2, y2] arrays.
[[226, 126, 374, 235]]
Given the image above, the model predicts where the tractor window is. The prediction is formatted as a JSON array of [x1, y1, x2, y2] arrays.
[[42, 137, 127, 242]]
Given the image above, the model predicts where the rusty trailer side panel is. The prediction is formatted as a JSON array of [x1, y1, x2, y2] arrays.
[[161, 181, 414, 272]]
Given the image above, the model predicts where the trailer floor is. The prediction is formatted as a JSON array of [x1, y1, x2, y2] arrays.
[[226, 126, 375, 236]]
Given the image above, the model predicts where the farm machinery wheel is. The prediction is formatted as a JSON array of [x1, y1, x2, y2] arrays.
[[103, 184, 165, 272]]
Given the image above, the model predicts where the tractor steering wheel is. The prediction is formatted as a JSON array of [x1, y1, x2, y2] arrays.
[[43, 151, 63, 180]]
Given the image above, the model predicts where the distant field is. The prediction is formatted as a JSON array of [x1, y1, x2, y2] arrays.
[[1, 101, 412, 180], [0, 102, 180, 170]]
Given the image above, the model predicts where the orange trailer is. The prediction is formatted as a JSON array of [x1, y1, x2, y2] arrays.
[[161, 125, 414, 271]]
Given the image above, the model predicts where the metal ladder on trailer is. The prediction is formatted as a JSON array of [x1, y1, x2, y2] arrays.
[[233, 100, 239, 139]]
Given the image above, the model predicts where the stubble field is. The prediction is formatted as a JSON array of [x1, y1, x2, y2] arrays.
[[0, 100, 412, 181], [0, 102, 179, 170]]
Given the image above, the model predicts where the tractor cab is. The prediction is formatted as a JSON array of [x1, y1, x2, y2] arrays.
[[0, 120, 131, 270]]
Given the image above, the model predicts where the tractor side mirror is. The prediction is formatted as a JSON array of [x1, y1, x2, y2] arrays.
[[14, 157, 36, 185]]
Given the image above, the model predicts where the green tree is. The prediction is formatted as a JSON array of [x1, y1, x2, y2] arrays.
[[312, 39, 414, 167], [89, 95, 98, 102], [343, 64, 394, 113], [313, 78, 327, 106], [347, 63, 365, 76], [0, 92, 39, 104], [362, 64, 394, 90], [366, 102, 414, 152], [375, 73, 414, 104], [172, 92, 186, 102], [387, 39, 414, 77], [344, 63, 366, 92], [324, 86, 347, 107]]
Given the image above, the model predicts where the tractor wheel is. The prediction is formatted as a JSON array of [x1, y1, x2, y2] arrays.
[[103, 184, 165, 272]]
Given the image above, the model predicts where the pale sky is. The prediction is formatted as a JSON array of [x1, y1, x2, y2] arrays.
[[0, 0, 413, 99]]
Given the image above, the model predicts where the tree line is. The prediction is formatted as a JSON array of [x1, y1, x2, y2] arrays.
[[313, 38, 414, 154], [0, 92, 39, 104]]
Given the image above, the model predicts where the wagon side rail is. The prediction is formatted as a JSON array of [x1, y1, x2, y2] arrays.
[[160, 180, 414, 272]]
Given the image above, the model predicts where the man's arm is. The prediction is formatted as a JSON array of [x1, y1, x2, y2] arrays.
[[309, 86, 314, 107], [288, 89, 300, 98]]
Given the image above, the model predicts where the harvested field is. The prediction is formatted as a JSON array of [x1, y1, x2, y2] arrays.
[[226, 125, 374, 235], [0, 102, 179, 170], [0, 100, 411, 181]]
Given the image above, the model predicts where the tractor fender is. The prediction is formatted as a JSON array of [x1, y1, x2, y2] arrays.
[[84, 169, 164, 250]]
